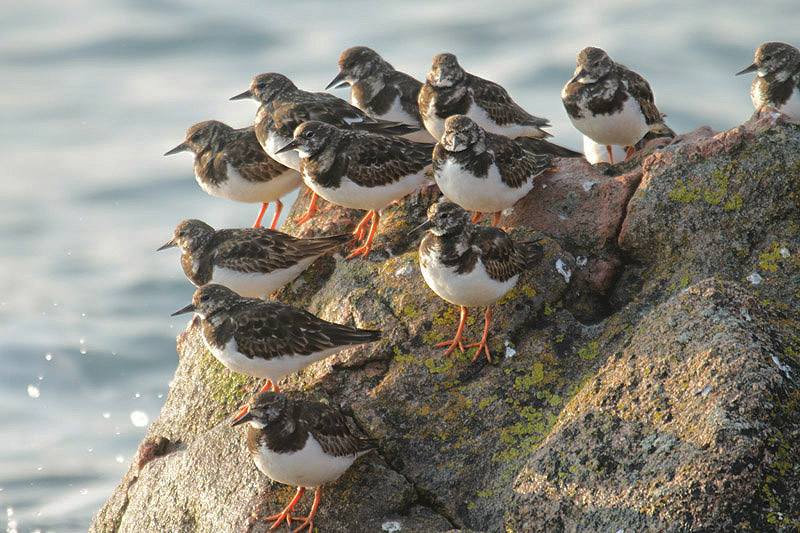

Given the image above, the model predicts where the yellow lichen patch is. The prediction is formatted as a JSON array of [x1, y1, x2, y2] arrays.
[[758, 242, 789, 273], [513, 362, 544, 392], [578, 341, 600, 360]]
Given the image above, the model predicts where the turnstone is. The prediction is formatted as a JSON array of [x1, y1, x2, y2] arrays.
[[232, 391, 375, 532], [277, 120, 432, 259], [326, 46, 435, 143], [164, 120, 301, 229], [231, 73, 416, 224], [433, 115, 558, 226], [737, 42, 800, 120], [171, 284, 381, 391], [157, 219, 349, 298], [415, 201, 541, 362], [561, 46, 674, 164], [418, 52, 551, 142]]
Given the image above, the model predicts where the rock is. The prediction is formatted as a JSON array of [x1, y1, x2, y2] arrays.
[[92, 111, 800, 532]]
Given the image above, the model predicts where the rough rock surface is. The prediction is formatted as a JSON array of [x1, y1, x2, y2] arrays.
[[92, 108, 800, 533]]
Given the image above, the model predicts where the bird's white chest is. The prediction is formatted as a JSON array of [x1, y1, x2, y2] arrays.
[[197, 163, 301, 203], [420, 250, 518, 307], [752, 82, 800, 120], [422, 98, 445, 142], [202, 335, 343, 382], [253, 435, 357, 487], [435, 157, 532, 212], [264, 132, 301, 171], [568, 95, 648, 146], [210, 259, 315, 299], [302, 167, 429, 212]]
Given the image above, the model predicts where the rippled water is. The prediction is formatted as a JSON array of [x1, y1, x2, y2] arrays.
[[1, 0, 797, 530]]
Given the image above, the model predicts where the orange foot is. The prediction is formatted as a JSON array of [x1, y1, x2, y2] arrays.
[[265, 487, 305, 532], [295, 192, 320, 225], [605, 145, 615, 165], [465, 307, 494, 363], [347, 211, 379, 260], [259, 379, 280, 393], [435, 306, 468, 356], [471, 211, 482, 224], [252, 202, 269, 228], [624, 145, 636, 161], [289, 488, 322, 533]]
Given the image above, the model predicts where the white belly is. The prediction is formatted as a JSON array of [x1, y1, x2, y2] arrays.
[[420, 252, 518, 307], [569, 97, 648, 146], [435, 158, 533, 213], [197, 164, 301, 203], [210, 258, 316, 298], [303, 168, 429, 212], [466, 104, 546, 139], [264, 131, 301, 171], [422, 99, 445, 142], [754, 84, 800, 120], [582, 135, 627, 165], [204, 336, 345, 382], [253, 436, 358, 487], [362, 95, 435, 143]]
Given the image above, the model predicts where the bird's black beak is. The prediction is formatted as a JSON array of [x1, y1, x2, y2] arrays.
[[164, 142, 188, 156], [325, 71, 349, 90], [157, 238, 177, 251], [410, 219, 433, 235], [569, 67, 588, 84], [171, 303, 196, 316], [230, 89, 253, 101], [231, 405, 252, 426], [275, 139, 298, 154], [736, 62, 758, 76]]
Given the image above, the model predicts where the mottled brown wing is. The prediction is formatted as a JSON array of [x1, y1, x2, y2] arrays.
[[486, 133, 553, 189], [220, 127, 291, 182], [469, 74, 550, 128], [300, 401, 377, 457], [233, 301, 380, 360], [620, 68, 662, 125], [472, 226, 530, 282], [211, 230, 347, 274], [341, 132, 433, 188]]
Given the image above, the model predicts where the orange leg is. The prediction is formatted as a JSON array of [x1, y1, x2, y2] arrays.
[[295, 192, 320, 225], [624, 145, 636, 161], [348, 210, 374, 247], [290, 487, 322, 532], [268, 200, 283, 230], [465, 307, 493, 362], [605, 145, 615, 165], [435, 306, 468, 356], [259, 379, 280, 393], [253, 202, 269, 228], [491, 211, 502, 226], [265, 487, 305, 531], [347, 211, 379, 259], [471, 212, 482, 224], [302, 186, 314, 197]]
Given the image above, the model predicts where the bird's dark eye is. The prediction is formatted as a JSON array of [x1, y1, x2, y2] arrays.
[[763, 55, 772, 61], [306, 131, 315, 138], [178, 231, 185, 237], [200, 295, 210, 302]]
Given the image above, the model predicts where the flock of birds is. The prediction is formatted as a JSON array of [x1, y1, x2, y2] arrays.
[[158, 41, 800, 531]]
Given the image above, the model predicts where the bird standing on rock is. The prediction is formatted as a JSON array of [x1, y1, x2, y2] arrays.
[[231, 72, 418, 224], [561, 46, 673, 165], [418, 52, 551, 142], [171, 284, 381, 392], [433, 115, 561, 226], [158, 219, 349, 298], [415, 201, 542, 362], [277, 120, 432, 259], [232, 391, 376, 532], [164, 120, 301, 229], [327, 46, 435, 143], [737, 42, 800, 120]]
